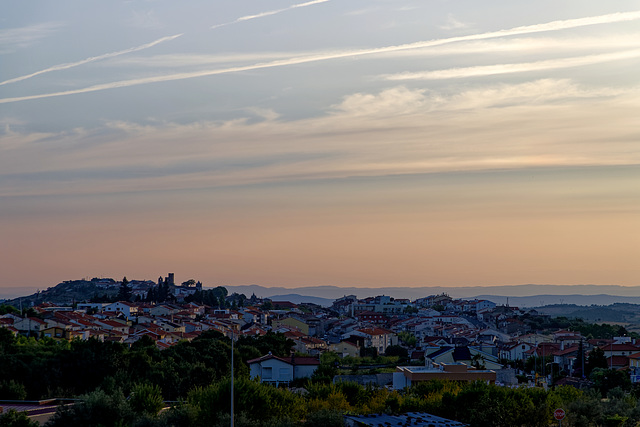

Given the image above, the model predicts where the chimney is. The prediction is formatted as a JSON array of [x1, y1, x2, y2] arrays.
[[290, 350, 295, 365]]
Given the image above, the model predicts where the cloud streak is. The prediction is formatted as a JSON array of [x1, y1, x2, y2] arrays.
[[0, 33, 183, 86], [384, 49, 640, 80], [211, 0, 330, 29], [2, 10, 640, 104]]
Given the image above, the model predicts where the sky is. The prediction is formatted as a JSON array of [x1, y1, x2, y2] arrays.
[[1, 0, 640, 296]]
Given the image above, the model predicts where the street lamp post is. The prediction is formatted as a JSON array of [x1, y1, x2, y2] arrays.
[[231, 329, 234, 427]]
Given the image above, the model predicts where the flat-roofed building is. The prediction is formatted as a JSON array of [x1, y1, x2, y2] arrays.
[[393, 362, 496, 390]]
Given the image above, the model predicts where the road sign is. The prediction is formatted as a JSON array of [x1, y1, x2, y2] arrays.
[[554, 408, 566, 420]]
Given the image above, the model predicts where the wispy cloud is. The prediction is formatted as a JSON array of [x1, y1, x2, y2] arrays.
[[211, 0, 330, 29], [0, 22, 62, 53], [3, 80, 639, 197], [0, 33, 182, 86], [440, 14, 469, 30], [2, 10, 640, 104], [384, 49, 640, 80]]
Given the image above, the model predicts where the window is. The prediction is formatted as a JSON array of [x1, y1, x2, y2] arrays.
[[262, 367, 272, 379]]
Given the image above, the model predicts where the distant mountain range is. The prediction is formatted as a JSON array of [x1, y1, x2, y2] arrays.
[[3, 282, 640, 309], [225, 284, 640, 307]]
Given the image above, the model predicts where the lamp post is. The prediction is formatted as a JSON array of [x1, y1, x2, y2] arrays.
[[231, 328, 234, 427]]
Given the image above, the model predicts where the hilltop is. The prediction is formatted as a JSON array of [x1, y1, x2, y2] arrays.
[[3, 278, 151, 307]]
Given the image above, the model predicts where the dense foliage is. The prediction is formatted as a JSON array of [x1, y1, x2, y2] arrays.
[[4, 326, 640, 426], [14, 378, 640, 427]]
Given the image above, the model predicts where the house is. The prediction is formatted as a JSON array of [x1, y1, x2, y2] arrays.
[[13, 317, 47, 336], [607, 355, 630, 370], [159, 320, 186, 333], [553, 345, 580, 374], [347, 327, 398, 355], [77, 303, 108, 312], [94, 319, 130, 335], [248, 353, 320, 385], [104, 301, 139, 320], [356, 311, 388, 325], [331, 336, 364, 358], [629, 352, 640, 383], [600, 343, 640, 358], [150, 304, 182, 317], [272, 316, 309, 335], [501, 341, 534, 361], [553, 330, 583, 350], [41, 326, 70, 341], [292, 336, 328, 355]]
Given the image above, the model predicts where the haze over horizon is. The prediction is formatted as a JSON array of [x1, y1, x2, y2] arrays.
[[2, 1, 639, 294]]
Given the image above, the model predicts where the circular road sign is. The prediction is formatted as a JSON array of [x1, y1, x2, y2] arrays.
[[554, 408, 566, 420]]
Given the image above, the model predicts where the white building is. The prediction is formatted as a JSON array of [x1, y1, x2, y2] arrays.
[[104, 301, 139, 320], [247, 353, 320, 386]]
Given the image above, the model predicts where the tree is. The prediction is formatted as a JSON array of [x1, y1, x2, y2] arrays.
[[587, 347, 608, 376], [398, 331, 417, 347], [385, 345, 408, 359], [471, 353, 486, 370], [589, 368, 631, 397], [158, 281, 171, 302], [574, 340, 586, 378], [0, 380, 27, 400], [0, 409, 40, 427], [0, 305, 19, 316], [44, 389, 134, 427], [117, 277, 132, 302], [0, 327, 16, 350], [128, 383, 164, 416]]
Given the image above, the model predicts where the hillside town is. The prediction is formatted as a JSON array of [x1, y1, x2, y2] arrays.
[[2, 274, 638, 391]]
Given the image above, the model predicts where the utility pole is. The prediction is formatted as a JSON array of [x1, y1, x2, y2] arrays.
[[610, 339, 613, 370]]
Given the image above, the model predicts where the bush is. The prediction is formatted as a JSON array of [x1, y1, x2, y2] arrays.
[[44, 389, 133, 427], [129, 383, 165, 416], [0, 409, 39, 427], [0, 380, 27, 400]]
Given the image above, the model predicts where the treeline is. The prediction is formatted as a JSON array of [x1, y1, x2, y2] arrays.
[[519, 314, 636, 340], [0, 328, 291, 401]]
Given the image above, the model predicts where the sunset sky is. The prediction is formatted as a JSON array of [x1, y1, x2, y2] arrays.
[[1, 1, 639, 296]]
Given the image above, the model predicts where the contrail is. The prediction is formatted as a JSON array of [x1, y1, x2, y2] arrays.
[[211, 0, 330, 29], [2, 10, 640, 104], [0, 33, 183, 86], [385, 49, 640, 80]]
